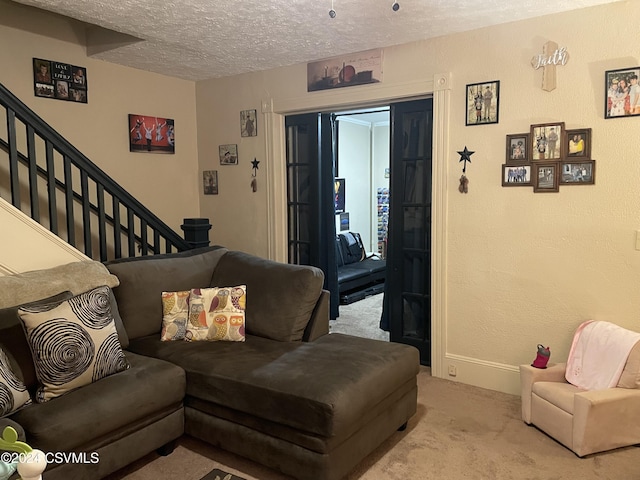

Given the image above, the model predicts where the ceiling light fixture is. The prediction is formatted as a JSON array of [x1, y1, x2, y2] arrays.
[[329, 1, 400, 18]]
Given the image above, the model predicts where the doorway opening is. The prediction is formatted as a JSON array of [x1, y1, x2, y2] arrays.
[[330, 106, 390, 342]]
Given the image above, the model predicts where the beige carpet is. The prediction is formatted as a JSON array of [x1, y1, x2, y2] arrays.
[[330, 293, 388, 341], [105, 366, 640, 480]]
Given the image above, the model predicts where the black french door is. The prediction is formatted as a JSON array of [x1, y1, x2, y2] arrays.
[[285, 113, 339, 319], [385, 98, 433, 365]]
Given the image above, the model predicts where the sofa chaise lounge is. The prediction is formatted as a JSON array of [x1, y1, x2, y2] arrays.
[[0, 246, 419, 480]]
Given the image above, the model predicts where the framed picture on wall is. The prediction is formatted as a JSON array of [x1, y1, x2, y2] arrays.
[[533, 162, 560, 193], [560, 160, 595, 185], [219, 144, 238, 165], [129, 114, 175, 154], [465, 80, 500, 126], [566, 128, 591, 158], [501, 164, 532, 187], [605, 67, 640, 118], [240, 109, 257, 137], [530, 122, 564, 161], [203, 170, 218, 194], [506, 133, 529, 163], [33, 58, 87, 103]]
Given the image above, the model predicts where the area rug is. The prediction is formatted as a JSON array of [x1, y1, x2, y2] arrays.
[[200, 469, 246, 480]]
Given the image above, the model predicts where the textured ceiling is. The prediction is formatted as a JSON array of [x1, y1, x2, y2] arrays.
[[11, 0, 624, 81]]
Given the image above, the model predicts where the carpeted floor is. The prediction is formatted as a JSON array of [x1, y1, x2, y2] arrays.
[[330, 293, 388, 341], [105, 366, 640, 480]]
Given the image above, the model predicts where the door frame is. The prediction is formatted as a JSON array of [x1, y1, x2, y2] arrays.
[[261, 74, 451, 376]]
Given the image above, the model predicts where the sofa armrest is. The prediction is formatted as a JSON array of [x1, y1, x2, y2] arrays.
[[573, 387, 640, 456], [519, 363, 567, 423], [303, 290, 330, 342]]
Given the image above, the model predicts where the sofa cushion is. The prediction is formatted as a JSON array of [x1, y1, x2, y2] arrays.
[[618, 340, 640, 389], [210, 251, 324, 342], [106, 247, 228, 340], [532, 381, 584, 415], [0, 347, 31, 417], [161, 291, 190, 341], [186, 286, 246, 342], [127, 332, 419, 439], [9, 352, 185, 452], [0, 291, 73, 393], [18, 286, 129, 403]]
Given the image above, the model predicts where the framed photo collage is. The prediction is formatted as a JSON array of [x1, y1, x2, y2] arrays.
[[502, 122, 595, 193]]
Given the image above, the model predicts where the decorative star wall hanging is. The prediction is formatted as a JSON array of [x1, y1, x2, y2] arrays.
[[251, 158, 260, 192], [457, 146, 474, 173]]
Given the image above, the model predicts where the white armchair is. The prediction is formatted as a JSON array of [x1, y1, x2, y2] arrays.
[[520, 340, 640, 457]]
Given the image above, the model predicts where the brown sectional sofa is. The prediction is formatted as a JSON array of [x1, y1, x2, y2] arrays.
[[0, 246, 419, 480]]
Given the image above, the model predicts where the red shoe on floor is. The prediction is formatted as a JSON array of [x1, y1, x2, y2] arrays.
[[531, 344, 550, 368]]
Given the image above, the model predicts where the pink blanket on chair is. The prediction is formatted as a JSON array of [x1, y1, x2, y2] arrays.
[[565, 320, 640, 390]]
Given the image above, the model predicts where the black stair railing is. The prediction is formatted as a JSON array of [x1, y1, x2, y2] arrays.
[[0, 81, 192, 261]]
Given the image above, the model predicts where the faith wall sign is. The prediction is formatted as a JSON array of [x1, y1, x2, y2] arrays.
[[531, 41, 569, 92]]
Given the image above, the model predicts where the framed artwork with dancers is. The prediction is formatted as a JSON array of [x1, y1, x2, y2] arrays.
[[129, 114, 175, 154]]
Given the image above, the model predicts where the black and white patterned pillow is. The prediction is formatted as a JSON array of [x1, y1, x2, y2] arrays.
[[0, 347, 31, 417], [18, 285, 129, 403]]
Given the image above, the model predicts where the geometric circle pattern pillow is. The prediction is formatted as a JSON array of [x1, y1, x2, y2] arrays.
[[18, 285, 129, 403], [160, 291, 190, 341], [0, 347, 32, 417], [186, 285, 246, 342]]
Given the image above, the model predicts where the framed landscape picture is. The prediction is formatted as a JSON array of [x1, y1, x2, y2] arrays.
[[560, 160, 595, 185], [465, 80, 500, 126], [502, 164, 532, 187], [129, 114, 175, 154]]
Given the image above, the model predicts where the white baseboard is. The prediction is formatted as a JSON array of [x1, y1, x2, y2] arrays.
[[437, 353, 521, 396]]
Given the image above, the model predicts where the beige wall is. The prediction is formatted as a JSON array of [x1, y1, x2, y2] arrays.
[[0, 0, 200, 234], [3, 0, 639, 394], [195, 1, 640, 393]]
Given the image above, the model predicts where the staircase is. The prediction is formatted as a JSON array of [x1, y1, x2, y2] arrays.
[[0, 82, 194, 262]]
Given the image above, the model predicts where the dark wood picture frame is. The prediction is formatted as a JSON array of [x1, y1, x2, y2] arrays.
[[502, 164, 532, 187], [530, 122, 564, 162], [605, 67, 640, 119], [506, 133, 529, 164], [560, 160, 595, 185], [533, 162, 560, 193], [565, 128, 591, 159], [465, 80, 500, 126]]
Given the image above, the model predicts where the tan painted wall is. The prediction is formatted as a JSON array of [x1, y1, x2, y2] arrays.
[[195, 1, 640, 392], [0, 0, 200, 235]]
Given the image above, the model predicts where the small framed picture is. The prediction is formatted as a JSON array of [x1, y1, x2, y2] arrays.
[[506, 133, 529, 163], [605, 67, 640, 118], [566, 128, 591, 159], [533, 162, 560, 193], [560, 160, 595, 185], [465, 80, 500, 126], [129, 114, 175, 154], [219, 144, 238, 165], [502, 164, 532, 187], [530, 122, 564, 161], [203, 170, 218, 195], [240, 109, 257, 137]]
